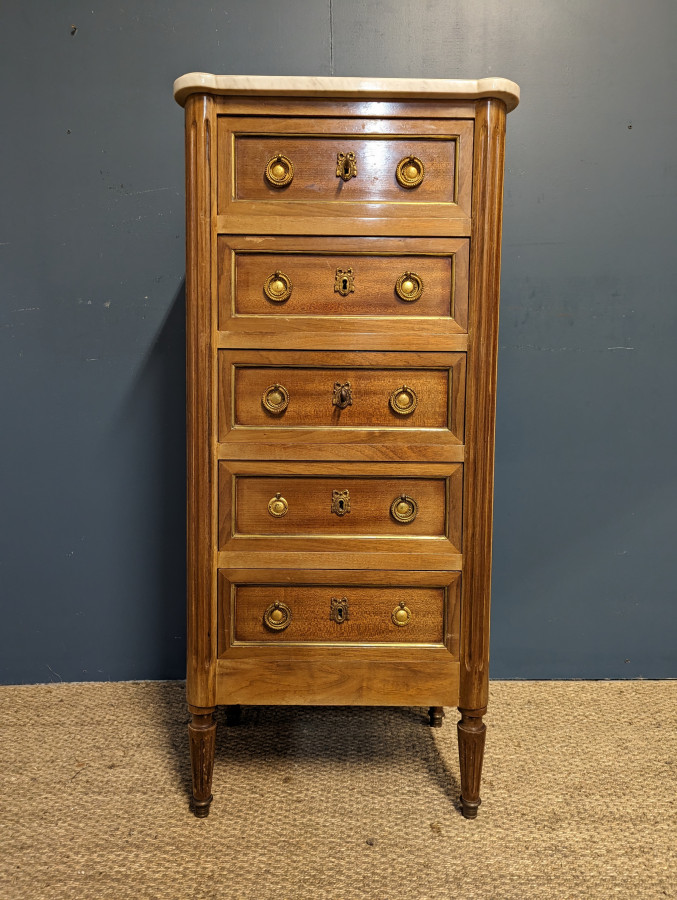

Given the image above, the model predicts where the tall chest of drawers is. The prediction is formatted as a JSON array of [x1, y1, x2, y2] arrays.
[[174, 74, 519, 819]]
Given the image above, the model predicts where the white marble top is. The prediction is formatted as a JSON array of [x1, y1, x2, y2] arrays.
[[173, 73, 520, 112]]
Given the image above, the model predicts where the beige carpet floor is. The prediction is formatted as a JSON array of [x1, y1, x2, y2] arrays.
[[0, 680, 675, 900]]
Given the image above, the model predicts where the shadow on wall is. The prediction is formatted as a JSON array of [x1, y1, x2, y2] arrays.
[[115, 280, 187, 680]]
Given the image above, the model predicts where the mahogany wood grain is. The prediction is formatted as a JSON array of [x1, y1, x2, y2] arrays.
[[233, 475, 446, 537], [188, 709, 216, 817], [218, 568, 460, 658], [185, 94, 218, 711], [460, 99, 507, 714], [218, 350, 466, 443], [235, 135, 457, 203], [429, 706, 445, 728], [216, 440, 465, 464], [217, 115, 473, 225], [215, 212, 472, 238], [216, 549, 463, 572], [232, 583, 444, 645], [214, 658, 460, 706], [182, 85, 515, 819], [233, 252, 456, 319], [235, 367, 448, 428], [215, 328, 469, 352], [458, 710, 486, 818], [217, 235, 469, 333], [217, 460, 462, 552], [213, 97, 477, 119]]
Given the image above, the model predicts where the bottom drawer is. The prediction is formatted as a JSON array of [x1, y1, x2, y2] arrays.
[[218, 569, 460, 655], [235, 584, 444, 644]]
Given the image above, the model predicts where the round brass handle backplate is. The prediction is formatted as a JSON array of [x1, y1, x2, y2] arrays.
[[264, 601, 292, 631], [268, 492, 289, 517], [263, 271, 293, 303], [392, 601, 412, 627], [390, 494, 418, 524], [265, 153, 294, 187], [389, 385, 418, 416], [396, 155, 425, 188], [262, 384, 290, 415], [395, 271, 424, 302]]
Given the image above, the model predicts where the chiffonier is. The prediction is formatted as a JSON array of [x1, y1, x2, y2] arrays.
[[173, 73, 519, 819]]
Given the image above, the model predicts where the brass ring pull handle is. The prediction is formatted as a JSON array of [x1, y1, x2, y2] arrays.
[[390, 494, 418, 524], [395, 272, 424, 302], [263, 271, 293, 303], [336, 151, 358, 181], [392, 600, 412, 627], [396, 155, 425, 188], [265, 153, 294, 187], [389, 385, 418, 416], [268, 492, 289, 517], [264, 601, 292, 631], [262, 384, 290, 415], [332, 381, 353, 410]]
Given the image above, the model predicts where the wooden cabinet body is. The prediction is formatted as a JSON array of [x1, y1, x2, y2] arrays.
[[175, 74, 519, 818]]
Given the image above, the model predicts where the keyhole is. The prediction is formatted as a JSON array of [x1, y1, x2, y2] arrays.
[[343, 162, 350, 177], [341, 277, 348, 292], [337, 607, 344, 621], [338, 499, 344, 512]]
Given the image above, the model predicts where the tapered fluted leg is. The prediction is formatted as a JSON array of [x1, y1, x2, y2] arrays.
[[428, 706, 445, 727], [188, 708, 216, 818], [457, 709, 486, 818]]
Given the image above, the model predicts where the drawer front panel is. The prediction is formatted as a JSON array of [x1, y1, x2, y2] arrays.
[[217, 117, 474, 224], [217, 569, 461, 659], [218, 351, 466, 457], [235, 366, 447, 428], [234, 476, 446, 537], [233, 251, 459, 319], [234, 584, 444, 644], [217, 236, 470, 342], [235, 135, 456, 203]]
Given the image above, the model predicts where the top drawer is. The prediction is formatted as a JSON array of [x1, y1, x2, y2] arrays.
[[217, 117, 474, 232]]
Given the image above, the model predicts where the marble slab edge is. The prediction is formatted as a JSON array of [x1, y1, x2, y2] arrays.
[[173, 73, 520, 112]]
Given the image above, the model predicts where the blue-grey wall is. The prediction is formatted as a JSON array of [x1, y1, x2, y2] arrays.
[[1, 1, 675, 683]]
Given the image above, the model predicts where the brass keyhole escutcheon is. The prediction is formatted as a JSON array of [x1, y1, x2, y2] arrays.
[[265, 153, 294, 187], [392, 600, 412, 627], [336, 151, 358, 181], [395, 271, 424, 302], [332, 381, 353, 410], [263, 271, 293, 302], [262, 383, 290, 415], [334, 267, 355, 297], [264, 601, 292, 631], [390, 494, 418, 524], [331, 489, 351, 517], [268, 492, 289, 517], [389, 385, 418, 416], [330, 597, 349, 624], [396, 155, 425, 188]]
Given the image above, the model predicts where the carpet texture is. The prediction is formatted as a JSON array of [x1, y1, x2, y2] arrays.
[[0, 680, 675, 899]]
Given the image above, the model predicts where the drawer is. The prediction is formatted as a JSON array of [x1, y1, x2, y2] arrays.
[[235, 584, 444, 644], [217, 116, 473, 229], [217, 350, 466, 459], [217, 569, 461, 656], [218, 236, 469, 333], [217, 461, 462, 566]]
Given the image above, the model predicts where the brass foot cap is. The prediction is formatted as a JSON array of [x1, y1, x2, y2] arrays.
[[461, 797, 481, 819], [192, 797, 213, 818]]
